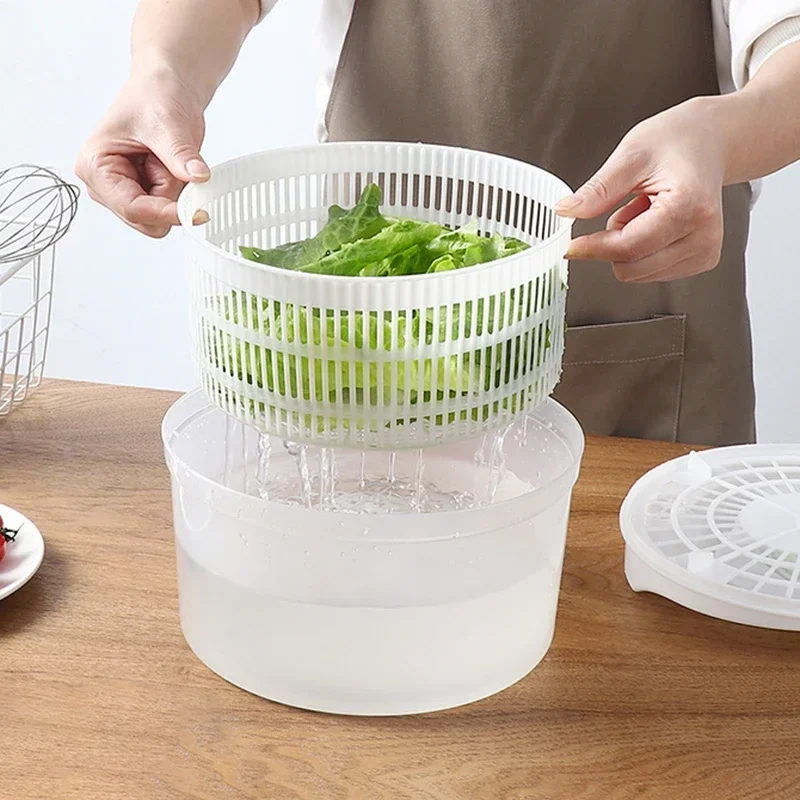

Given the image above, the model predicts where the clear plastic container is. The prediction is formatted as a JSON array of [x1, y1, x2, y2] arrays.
[[162, 390, 584, 716]]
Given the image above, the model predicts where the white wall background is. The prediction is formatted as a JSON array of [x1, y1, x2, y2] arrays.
[[1, 0, 798, 442]]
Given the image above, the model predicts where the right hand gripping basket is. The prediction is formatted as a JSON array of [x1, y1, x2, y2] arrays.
[[177, 142, 573, 449]]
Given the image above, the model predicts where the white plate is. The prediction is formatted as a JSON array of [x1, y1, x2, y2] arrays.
[[0, 503, 45, 601]]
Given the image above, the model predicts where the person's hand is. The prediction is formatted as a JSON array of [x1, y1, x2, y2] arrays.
[[555, 98, 726, 283], [75, 69, 210, 238]]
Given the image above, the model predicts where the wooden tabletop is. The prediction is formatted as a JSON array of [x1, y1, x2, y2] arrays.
[[2, 382, 799, 800]]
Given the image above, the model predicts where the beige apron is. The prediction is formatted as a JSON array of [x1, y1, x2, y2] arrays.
[[325, 0, 755, 446]]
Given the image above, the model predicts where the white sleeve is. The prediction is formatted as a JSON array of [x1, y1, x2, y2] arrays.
[[724, 1, 800, 86], [749, 16, 800, 77]]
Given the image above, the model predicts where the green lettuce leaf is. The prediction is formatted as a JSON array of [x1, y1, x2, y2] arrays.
[[238, 182, 533, 276], [359, 244, 426, 277], [239, 184, 390, 269], [298, 219, 443, 276]]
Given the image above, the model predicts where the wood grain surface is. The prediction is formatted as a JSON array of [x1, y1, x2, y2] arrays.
[[2, 381, 799, 800]]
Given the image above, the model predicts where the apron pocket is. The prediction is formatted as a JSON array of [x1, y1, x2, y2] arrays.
[[553, 315, 687, 442]]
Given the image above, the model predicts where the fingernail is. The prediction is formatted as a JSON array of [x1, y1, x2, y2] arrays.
[[564, 240, 582, 260], [186, 159, 210, 180], [192, 209, 210, 226], [554, 194, 582, 215]]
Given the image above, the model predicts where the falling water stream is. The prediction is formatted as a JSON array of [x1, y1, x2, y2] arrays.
[[359, 452, 367, 490], [285, 441, 313, 508], [255, 435, 272, 500], [246, 424, 515, 514], [412, 449, 425, 511], [319, 448, 337, 511], [486, 428, 508, 505]]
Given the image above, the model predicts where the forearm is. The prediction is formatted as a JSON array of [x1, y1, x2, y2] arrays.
[[130, 0, 260, 107], [711, 40, 800, 185]]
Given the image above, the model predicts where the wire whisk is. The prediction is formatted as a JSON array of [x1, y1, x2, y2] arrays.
[[0, 164, 80, 266]]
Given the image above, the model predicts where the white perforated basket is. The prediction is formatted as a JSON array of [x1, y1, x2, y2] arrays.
[[177, 142, 573, 449]]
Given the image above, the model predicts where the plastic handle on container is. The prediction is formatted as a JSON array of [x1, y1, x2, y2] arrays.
[[176, 185, 196, 230]]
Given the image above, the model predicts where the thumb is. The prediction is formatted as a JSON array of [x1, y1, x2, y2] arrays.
[[150, 125, 210, 184], [555, 147, 649, 220]]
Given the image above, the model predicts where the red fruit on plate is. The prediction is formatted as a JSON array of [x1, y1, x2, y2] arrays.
[[0, 514, 19, 563]]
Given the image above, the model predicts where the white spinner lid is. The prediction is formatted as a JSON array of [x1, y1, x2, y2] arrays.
[[620, 445, 800, 630]]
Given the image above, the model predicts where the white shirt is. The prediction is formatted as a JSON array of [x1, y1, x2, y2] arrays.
[[259, 0, 800, 199]]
